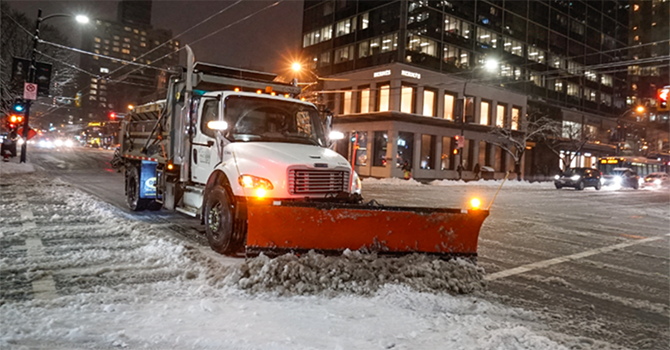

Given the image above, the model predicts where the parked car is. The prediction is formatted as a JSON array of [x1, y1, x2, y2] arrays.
[[642, 172, 670, 189], [554, 168, 602, 190], [603, 168, 640, 189]]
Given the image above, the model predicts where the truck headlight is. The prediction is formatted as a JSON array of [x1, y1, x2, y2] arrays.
[[238, 175, 274, 190], [613, 176, 622, 185], [570, 175, 581, 181], [554, 175, 560, 180]]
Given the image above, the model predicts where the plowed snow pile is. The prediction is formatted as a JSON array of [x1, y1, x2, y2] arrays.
[[215, 250, 485, 296]]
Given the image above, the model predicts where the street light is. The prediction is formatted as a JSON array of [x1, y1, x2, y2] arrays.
[[19, 10, 88, 163], [615, 106, 646, 155]]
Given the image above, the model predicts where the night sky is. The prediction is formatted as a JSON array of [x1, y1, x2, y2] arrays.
[[5, 1, 304, 75]]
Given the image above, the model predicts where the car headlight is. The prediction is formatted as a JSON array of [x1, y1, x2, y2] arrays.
[[570, 175, 581, 181], [54, 139, 64, 147], [65, 139, 74, 147], [17, 138, 25, 145], [554, 175, 560, 180], [238, 175, 274, 190], [613, 176, 622, 184], [654, 179, 661, 185]]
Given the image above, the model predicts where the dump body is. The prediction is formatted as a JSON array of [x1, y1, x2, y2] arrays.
[[246, 201, 489, 258]]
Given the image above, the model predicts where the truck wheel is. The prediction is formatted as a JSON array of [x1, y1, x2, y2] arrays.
[[126, 166, 150, 211], [204, 186, 245, 255]]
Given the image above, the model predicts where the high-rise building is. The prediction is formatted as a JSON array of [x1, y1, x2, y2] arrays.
[[117, 0, 153, 26], [78, 2, 179, 122], [301, 0, 632, 180]]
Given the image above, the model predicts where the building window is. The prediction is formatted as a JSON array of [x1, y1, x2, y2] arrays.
[[531, 73, 545, 87], [350, 132, 368, 166], [553, 79, 564, 92], [443, 44, 470, 69], [335, 17, 356, 37], [360, 12, 369, 30], [360, 34, 398, 57], [503, 37, 523, 56], [372, 132, 388, 167], [551, 54, 563, 69], [567, 83, 580, 97], [420, 135, 436, 170], [601, 93, 612, 106], [342, 91, 353, 114], [124, 26, 131, 31], [567, 61, 582, 76], [423, 90, 435, 117], [378, 85, 390, 112], [407, 34, 437, 57], [100, 67, 109, 73], [441, 137, 453, 170], [570, 20, 585, 36], [123, 38, 130, 43], [334, 45, 354, 63], [90, 84, 98, 89], [89, 96, 97, 101], [527, 47, 545, 63], [601, 74, 613, 87], [303, 25, 333, 47], [94, 37, 101, 43], [140, 42, 147, 47], [444, 15, 472, 39], [584, 88, 597, 102], [90, 89, 97, 95], [319, 51, 331, 67], [444, 94, 455, 120], [396, 132, 414, 169], [360, 88, 370, 113], [477, 28, 498, 48], [585, 70, 597, 82], [401, 86, 414, 114], [511, 107, 520, 130], [122, 49, 130, 54], [500, 64, 521, 80], [480, 101, 490, 125], [496, 104, 506, 127]]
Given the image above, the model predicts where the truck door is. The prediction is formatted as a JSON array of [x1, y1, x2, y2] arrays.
[[191, 97, 220, 184]]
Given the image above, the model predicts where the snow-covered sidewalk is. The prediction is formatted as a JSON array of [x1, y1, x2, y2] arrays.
[[0, 166, 620, 349]]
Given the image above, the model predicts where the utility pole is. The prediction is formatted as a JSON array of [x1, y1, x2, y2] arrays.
[[20, 9, 41, 163]]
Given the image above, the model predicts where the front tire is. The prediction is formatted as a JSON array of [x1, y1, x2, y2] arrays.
[[576, 181, 585, 191], [632, 181, 639, 190], [126, 165, 151, 211], [204, 186, 245, 255], [555, 183, 562, 190]]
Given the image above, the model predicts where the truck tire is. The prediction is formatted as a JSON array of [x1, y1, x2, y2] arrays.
[[126, 165, 150, 211], [204, 186, 245, 255]]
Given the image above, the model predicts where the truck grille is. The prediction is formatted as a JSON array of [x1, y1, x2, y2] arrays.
[[288, 169, 349, 195]]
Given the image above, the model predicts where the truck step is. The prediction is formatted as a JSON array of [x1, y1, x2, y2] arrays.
[[184, 185, 204, 194], [176, 206, 199, 217]]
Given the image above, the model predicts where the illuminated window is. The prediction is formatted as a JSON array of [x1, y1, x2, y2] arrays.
[[503, 37, 523, 56], [601, 74, 613, 87], [113, 47, 120, 52], [480, 101, 490, 125], [527, 47, 545, 63], [477, 28, 498, 48], [90, 84, 98, 89], [94, 37, 101, 43], [443, 94, 455, 120], [89, 96, 97, 101], [335, 17, 356, 37], [360, 88, 370, 113], [343, 91, 353, 114], [443, 44, 470, 69], [100, 67, 109, 73], [140, 42, 146, 47], [124, 38, 130, 42], [423, 90, 435, 117], [378, 85, 390, 112], [334, 45, 354, 63], [444, 15, 472, 39], [124, 26, 131, 31], [90, 89, 97, 95], [407, 34, 437, 57], [633, 4, 640, 11], [496, 104, 506, 127], [401, 86, 414, 113], [133, 29, 139, 34], [360, 12, 369, 30]]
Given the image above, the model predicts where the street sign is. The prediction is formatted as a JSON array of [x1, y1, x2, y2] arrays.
[[24, 83, 38, 100], [17, 127, 37, 140], [11, 57, 52, 97]]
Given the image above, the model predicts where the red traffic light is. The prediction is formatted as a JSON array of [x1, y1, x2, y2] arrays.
[[109, 112, 116, 119]]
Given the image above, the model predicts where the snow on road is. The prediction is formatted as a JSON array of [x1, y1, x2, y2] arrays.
[[2, 166, 663, 349]]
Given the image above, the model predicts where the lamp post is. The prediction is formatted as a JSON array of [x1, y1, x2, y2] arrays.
[[615, 106, 645, 156], [19, 10, 88, 163], [457, 57, 499, 174]]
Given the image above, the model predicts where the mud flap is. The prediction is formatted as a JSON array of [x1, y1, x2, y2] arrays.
[[245, 201, 489, 259]]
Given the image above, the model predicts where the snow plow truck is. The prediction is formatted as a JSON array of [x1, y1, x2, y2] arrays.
[[119, 46, 489, 259]]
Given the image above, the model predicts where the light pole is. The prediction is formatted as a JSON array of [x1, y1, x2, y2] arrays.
[[457, 57, 498, 174], [20, 10, 88, 163]]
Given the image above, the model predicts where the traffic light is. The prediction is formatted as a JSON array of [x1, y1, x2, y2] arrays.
[[658, 88, 669, 112], [75, 93, 82, 107], [13, 99, 26, 113], [453, 148, 460, 155], [109, 112, 116, 119]]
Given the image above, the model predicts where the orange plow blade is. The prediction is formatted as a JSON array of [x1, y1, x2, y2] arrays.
[[245, 201, 489, 259]]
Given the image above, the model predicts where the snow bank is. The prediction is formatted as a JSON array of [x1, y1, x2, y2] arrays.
[[362, 177, 423, 186], [0, 161, 35, 175], [430, 178, 555, 188], [217, 250, 486, 296]]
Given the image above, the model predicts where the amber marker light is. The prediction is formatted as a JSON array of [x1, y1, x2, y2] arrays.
[[167, 163, 174, 171], [256, 188, 266, 198], [234, 87, 240, 92], [256, 90, 262, 94], [635, 106, 645, 113], [470, 198, 481, 210]]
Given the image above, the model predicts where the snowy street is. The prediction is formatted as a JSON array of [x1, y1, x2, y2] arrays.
[[0, 149, 668, 350]]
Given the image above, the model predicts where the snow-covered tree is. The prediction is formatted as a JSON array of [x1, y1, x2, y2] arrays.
[[544, 120, 596, 171], [489, 112, 561, 180]]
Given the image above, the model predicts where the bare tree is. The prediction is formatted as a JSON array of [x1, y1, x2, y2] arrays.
[[545, 120, 596, 171], [489, 113, 561, 180], [1, 2, 78, 117]]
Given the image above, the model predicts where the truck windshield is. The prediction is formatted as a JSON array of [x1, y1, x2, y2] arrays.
[[224, 96, 326, 146]]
